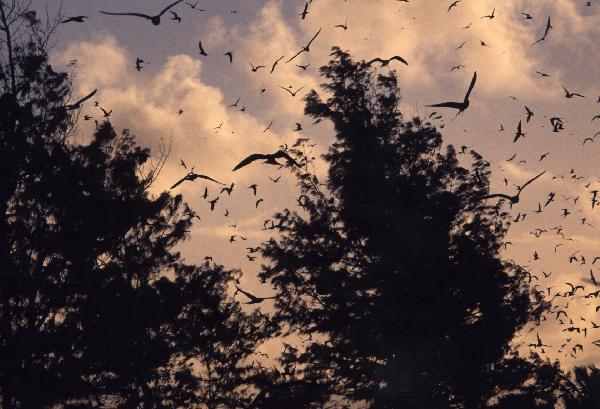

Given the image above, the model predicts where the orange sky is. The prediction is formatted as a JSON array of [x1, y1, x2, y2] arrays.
[[47, 0, 600, 367]]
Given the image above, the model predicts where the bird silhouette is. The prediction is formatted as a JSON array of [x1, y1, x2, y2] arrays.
[[366, 55, 408, 67], [514, 120, 525, 142], [270, 55, 284, 73], [170, 11, 181, 22], [525, 106, 534, 122], [563, 86, 585, 98], [220, 183, 235, 196], [249, 62, 266, 72], [477, 171, 546, 204], [170, 171, 224, 189], [224, 51, 233, 63], [99, 106, 112, 118], [198, 41, 208, 56], [234, 285, 276, 304], [62, 16, 88, 23], [233, 150, 300, 171], [99, 0, 183, 26], [426, 71, 477, 118], [532, 16, 552, 45], [279, 85, 306, 97], [448, 0, 461, 12], [481, 8, 495, 19], [299, 2, 309, 19]]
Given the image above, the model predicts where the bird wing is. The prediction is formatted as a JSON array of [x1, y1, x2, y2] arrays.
[[99, 11, 152, 19], [76, 88, 98, 104], [233, 153, 268, 171], [366, 57, 384, 65], [273, 150, 301, 167], [285, 49, 304, 63], [518, 171, 546, 192], [271, 56, 284, 72], [426, 102, 463, 109], [170, 175, 188, 189], [305, 27, 322, 48], [391, 55, 409, 65], [235, 285, 259, 302], [195, 174, 224, 185], [64, 89, 97, 109], [463, 71, 477, 102], [279, 86, 294, 95], [158, 0, 184, 17]]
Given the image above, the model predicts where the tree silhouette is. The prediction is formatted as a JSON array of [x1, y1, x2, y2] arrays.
[[561, 365, 600, 409], [0, 3, 271, 406], [259, 48, 549, 408]]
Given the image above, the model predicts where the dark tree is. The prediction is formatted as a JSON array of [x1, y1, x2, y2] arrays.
[[0, 2, 270, 406], [562, 365, 600, 409], [259, 48, 549, 409]]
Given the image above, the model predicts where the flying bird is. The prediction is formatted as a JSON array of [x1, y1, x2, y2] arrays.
[[532, 16, 552, 45], [365, 55, 408, 67], [514, 120, 525, 142], [525, 106, 534, 122], [249, 62, 266, 72], [426, 71, 477, 118], [61, 16, 88, 23], [448, 0, 461, 12], [99, 0, 183, 26], [233, 150, 301, 171], [198, 41, 207, 56], [477, 171, 546, 204], [270, 55, 284, 73], [170, 171, 224, 189], [279, 85, 306, 97], [299, 2, 309, 19], [481, 8, 495, 19], [563, 86, 585, 98], [234, 285, 276, 304]]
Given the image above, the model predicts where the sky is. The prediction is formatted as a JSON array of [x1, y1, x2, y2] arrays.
[[35, 0, 600, 368]]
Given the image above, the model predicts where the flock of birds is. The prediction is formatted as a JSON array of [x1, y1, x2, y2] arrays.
[[55, 0, 600, 362]]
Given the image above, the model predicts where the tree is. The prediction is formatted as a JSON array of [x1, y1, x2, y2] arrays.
[[0, 2, 270, 406], [561, 365, 600, 409], [259, 48, 549, 409]]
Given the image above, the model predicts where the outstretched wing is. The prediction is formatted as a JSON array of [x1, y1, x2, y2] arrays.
[[426, 101, 463, 109], [390, 55, 408, 65], [366, 57, 384, 65], [463, 71, 477, 102], [279, 86, 293, 95], [305, 27, 322, 48], [235, 285, 259, 302], [195, 174, 224, 185], [233, 153, 268, 171], [64, 88, 97, 110], [273, 150, 301, 167], [518, 171, 546, 192], [76, 88, 97, 104], [170, 175, 188, 189], [158, 0, 184, 17], [99, 11, 152, 19], [285, 49, 304, 63]]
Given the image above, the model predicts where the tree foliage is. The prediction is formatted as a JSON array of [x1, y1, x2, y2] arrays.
[[0, 2, 269, 407], [260, 47, 548, 409]]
